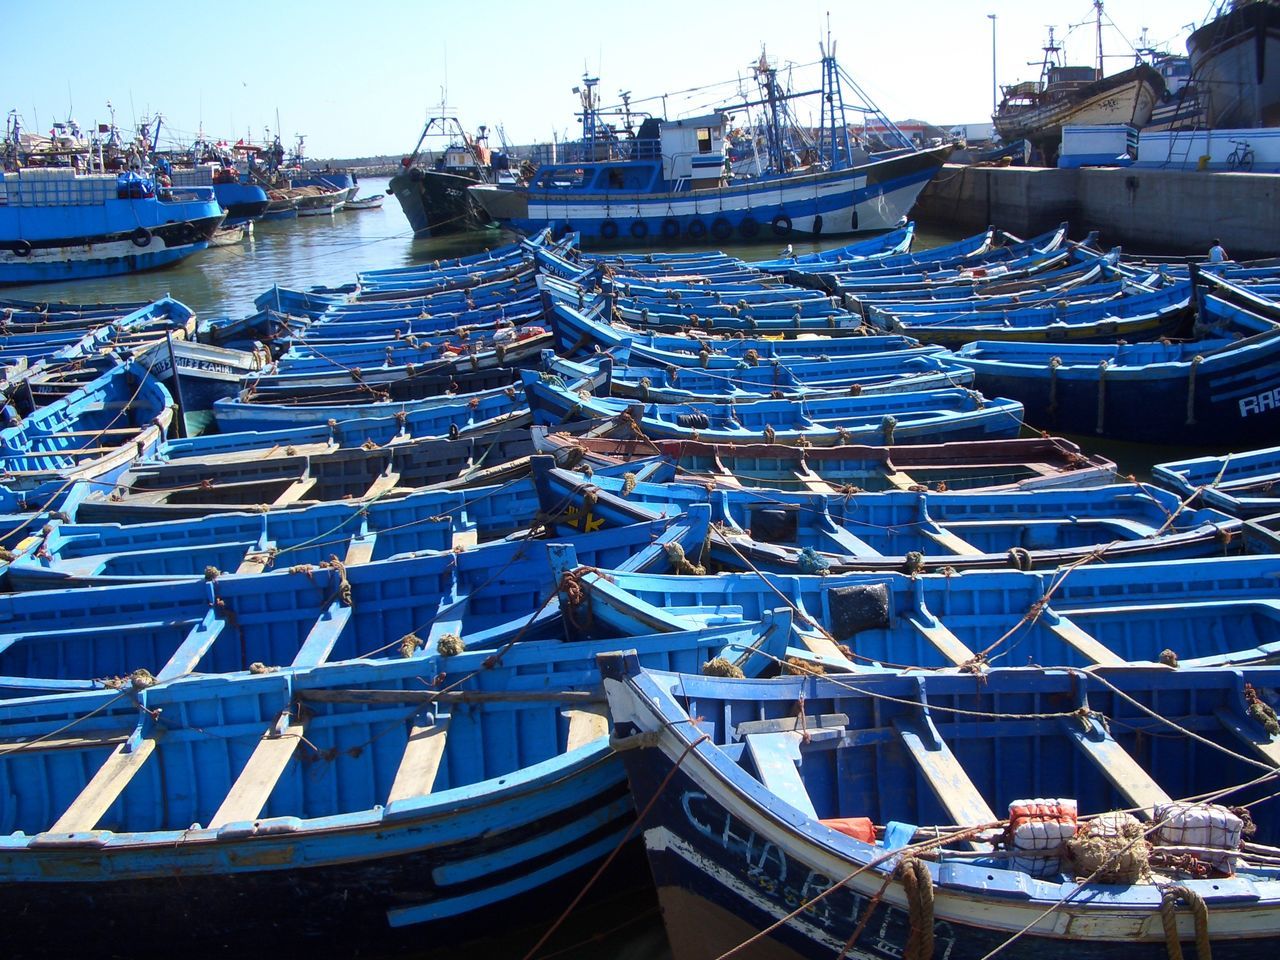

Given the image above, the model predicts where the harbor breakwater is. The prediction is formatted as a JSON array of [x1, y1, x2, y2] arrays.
[[916, 163, 1280, 258]]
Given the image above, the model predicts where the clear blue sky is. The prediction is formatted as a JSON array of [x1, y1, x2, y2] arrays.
[[4, 0, 1220, 158]]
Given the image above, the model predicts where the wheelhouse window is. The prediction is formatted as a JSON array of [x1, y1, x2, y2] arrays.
[[696, 128, 713, 153], [537, 167, 590, 189], [592, 165, 652, 191]]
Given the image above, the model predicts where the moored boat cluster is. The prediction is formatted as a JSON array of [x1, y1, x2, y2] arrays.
[[0, 224, 1279, 958]]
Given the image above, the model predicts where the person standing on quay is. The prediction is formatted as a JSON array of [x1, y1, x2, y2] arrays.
[[1209, 239, 1228, 263]]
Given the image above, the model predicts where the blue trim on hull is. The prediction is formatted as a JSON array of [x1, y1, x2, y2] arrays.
[[504, 152, 946, 242]]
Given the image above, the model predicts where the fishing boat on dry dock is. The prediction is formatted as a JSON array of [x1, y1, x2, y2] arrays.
[[993, 5, 1166, 163], [600, 654, 1280, 959], [1188, 0, 1280, 130]]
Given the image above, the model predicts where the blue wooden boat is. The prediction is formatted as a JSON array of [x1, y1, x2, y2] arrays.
[[213, 352, 607, 435], [1, 170, 224, 285], [0, 505, 714, 697], [543, 296, 932, 365], [63, 422, 655, 524], [1154, 445, 1280, 518], [871, 279, 1194, 347], [16, 449, 673, 587], [601, 354, 974, 402], [533, 431, 1119, 493], [952, 291, 1280, 444], [568, 552, 1280, 667], [599, 654, 1280, 959], [0, 588, 795, 956], [747, 222, 917, 272], [799, 225, 1072, 293], [523, 370, 1024, 446], [846, 250, 1136, 313], [0, 361, 174, 509], [531, 459, 1249, 575]]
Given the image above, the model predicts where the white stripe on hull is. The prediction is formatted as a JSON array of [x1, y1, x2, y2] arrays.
[[0, 235, 198, 268]]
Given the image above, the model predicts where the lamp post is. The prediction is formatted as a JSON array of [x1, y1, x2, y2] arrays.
[[988, 13, 998, 120]]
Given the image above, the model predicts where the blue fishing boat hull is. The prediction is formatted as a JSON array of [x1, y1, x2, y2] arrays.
[[601, 656, 1280, 959], [1, 174, 224, 286], [471, 148, 950, 244], [212, 181, 270, 224]]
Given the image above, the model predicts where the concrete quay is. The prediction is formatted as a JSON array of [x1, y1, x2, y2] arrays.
[[915, 163, 1280, 258]]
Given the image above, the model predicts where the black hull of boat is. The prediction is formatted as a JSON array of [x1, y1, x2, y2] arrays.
[[390, 169, 493, 238], [0, 779, 648, 960]]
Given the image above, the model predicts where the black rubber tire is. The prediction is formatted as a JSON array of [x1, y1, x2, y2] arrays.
[[408, 167, 425, 183], [629, 220, 649, 240], [771, 214, 793, 237], [812, 214, 824, 234], [739, 217, 759, 239], [599, 219, 619, 240], [660, 218, 680, 240], [131, 227, 153, 248], [12, 240, 32, 257], [686, 219, 707, 240], [710, 217, 733, 240]]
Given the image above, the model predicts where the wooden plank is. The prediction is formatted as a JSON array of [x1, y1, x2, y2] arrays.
[[38, 428, 147, 438], [819, 523, 882, 557], [906, 615, 975, 666], [270, 478, 317, 507], [736, 713, 849, 738], [744, 731, 818, 820], [563, 705, 609, 751], [50, 736, 157, 833], [343, 534, 377, 566], [156, 613, 226, 681], [451, 529, 478, 551], [387, 718, 449, 804], [1045, 614, 1126, 667], [208, 716, 305, 828], [235, 546, 274, 575], [894, 716, 995, 842], [364, 471, 401, 500], [920, 526, 983, 556], [1215, 706, 1280, 767], [1063, 719, 1172, 816]]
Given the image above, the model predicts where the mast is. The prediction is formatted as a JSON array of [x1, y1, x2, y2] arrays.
[[1094, 0, 1104, 79]]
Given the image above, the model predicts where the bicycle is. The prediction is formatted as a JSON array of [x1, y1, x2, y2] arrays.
[[1226, 138, 1255, 171]]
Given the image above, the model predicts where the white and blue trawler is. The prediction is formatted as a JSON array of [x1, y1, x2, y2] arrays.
[[470, 51, 950, 245], [0, 168, 224, 285]]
